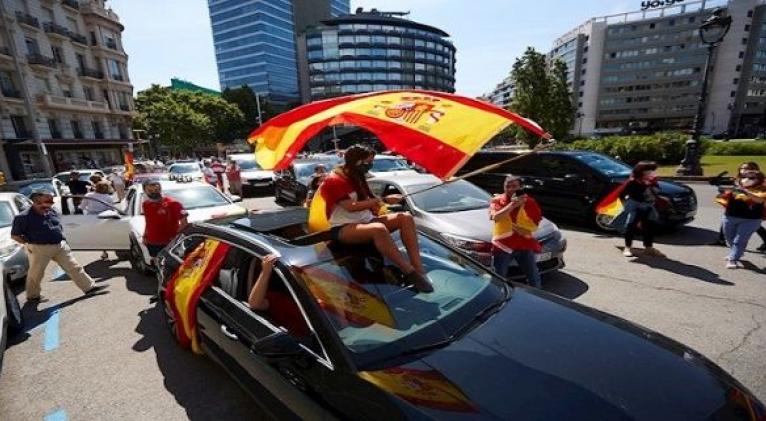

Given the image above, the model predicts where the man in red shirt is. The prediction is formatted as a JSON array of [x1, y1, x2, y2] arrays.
[[210, 158, 226, 191], [142, 181, 188, 259]]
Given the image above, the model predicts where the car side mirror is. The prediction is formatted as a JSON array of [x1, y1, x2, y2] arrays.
[[250, 331, 304, 360], [229, 195, 243, 203], [97, 209, 121, 219]]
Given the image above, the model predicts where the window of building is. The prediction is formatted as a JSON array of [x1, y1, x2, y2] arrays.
[[61, 83, 72, 98], [71, 120, 83, 138], [355, 35, 371, 43], [730, 91, 736, 98], [25, 38, 40, 55], [83, 86, 94, 101], [108, 59, 124, 81], [92, 121, 103, 139], [733, 78, 739, 85], [51, 45, 64, 64], [307, 36, 322, 47], [742, 38, 748, 45], [745, 25, 751, 32], [10, 116, 30, 138], [739, 51, 745, 58], [48, 118, 61, 138], [736, 65, 742, 72], [66, 16, 78, 33]]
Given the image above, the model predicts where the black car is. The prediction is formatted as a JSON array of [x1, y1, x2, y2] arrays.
[[274, 157, 340, 206], [460, 151, 698, 230], [156, 209, 763, 420]]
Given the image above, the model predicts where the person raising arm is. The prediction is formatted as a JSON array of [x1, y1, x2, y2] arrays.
[[247, 254, 277, 311]]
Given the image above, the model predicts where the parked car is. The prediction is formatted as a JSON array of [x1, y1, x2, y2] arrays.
[[54, 169, 104, 184], [61, 180, 247, 274], [369, 173, 566, 280], [369, 155, 418, 176], [167, 163, 205, 182], [156, 209, 764, 420], [274, 157, 341, 206], [228, 153, 274, 195], [0, 179, 69, 214], [0, 193, 32, 283], [1, 263, 22, 375], [460, 151, 698, 231]]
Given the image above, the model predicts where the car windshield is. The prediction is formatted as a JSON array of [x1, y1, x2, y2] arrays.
[[291, 234, 507, 367], [406, 181, 491, 213], [169, 164, 200, 174], [19, 181, 57, 197], [0, 202, 14, 228], [235, 160, 261, 170], [295, 160, 339, 179], [372, 158, 411, 172], [140, 186, 229, 212], [572, 153, 632, 177]]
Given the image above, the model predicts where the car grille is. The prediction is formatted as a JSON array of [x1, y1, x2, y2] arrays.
[[670, 195, 696, 213]]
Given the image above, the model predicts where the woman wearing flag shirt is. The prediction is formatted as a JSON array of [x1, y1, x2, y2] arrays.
[[319, 145, 433, 293], [489, 175, 543, 288], [619, 162, 666, 258], [719, 168, 766, 269]]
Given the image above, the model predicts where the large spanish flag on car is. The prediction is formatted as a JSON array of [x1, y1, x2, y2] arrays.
[[164, 240, 230, 354], [247, 90, 550, 180]]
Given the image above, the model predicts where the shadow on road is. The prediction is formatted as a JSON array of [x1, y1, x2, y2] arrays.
[[83, 259, 157, 296], [654, 226, 720, 246], [132, 305, 263, 421], [542, 271, 590, 300], [631, 255, 734, 285]]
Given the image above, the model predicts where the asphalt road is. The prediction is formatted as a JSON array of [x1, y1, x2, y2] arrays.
[[0, 185, 764, 420]]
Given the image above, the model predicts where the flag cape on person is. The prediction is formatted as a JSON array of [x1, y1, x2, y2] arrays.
[[307, 170, 390, 233], [124, 150, 135, 182], [247, 90, 551, 180], [164, 239, 230, 354], [595, 180, 630, 218], [492, 197, 542, 253]]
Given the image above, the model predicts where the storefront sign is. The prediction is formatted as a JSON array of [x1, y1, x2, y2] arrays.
[[641, 0, 684, 11]]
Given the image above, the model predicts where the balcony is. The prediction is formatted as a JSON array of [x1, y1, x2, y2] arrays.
[[69, 32, 88, 45], [81, 3, 122, 27], [62, 0, 80, 11], [15, 12, 40, 29], [43, 22, 71, 39], [27, 53, 57, 68], [1, 87, 22, 98], [77, 66, 104, 79], [37, 94, 110, 113]]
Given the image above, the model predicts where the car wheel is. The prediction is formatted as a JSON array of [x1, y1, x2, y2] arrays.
[[4, 279, 23, 336], [129, 239, 151, 275], [593, 212, 618, 232]]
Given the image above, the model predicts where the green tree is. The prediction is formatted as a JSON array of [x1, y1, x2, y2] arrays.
[[222, 85, 283, 138], [511, 47, 575, 146]]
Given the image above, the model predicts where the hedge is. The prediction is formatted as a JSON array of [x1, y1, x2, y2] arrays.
[[555, 132, 690, 165], [705, 141, 766, 156]]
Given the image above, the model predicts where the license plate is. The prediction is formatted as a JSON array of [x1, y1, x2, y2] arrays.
[[537, 252, 552, 262], [251, 182, 270, 187]]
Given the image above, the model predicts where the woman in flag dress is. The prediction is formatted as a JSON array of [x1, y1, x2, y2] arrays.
[[318, 145, 433, 293]]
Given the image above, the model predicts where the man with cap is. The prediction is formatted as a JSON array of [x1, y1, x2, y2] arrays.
[[488, 175, 544, 288], [11, 190, 104, 301], [142, 181, 188, 260]]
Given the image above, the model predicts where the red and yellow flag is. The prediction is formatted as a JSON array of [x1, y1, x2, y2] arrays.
[[124, 150, 135, 182], [164, 240, 230, 354], [296, 265, 396, 328], [595, 180, 629, 217], [360, 367, 478, 413], [247, 90, 550, 180]]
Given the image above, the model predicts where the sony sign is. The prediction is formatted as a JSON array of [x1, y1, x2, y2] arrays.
[[641, 0, 685, 10]]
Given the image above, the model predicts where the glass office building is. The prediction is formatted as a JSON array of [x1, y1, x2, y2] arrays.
[[207, 0, 350, 103], [298, 10, 456, 102]]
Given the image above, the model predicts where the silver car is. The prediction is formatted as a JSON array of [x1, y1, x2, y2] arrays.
[[369, 173, 567, 281]]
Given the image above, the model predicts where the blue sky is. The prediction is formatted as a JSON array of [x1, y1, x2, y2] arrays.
[[111, 0, 635, 97]]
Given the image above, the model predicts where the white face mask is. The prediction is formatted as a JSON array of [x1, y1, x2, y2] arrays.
[[741, 178, 758, 188]]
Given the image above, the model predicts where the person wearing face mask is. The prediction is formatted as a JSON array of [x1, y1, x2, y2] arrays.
[[620, 161, 666, 258], [719, 169, 766, 269], [318, 144, 433, 293], [142, 181, 188, 259], [712, 162, 766, 251]]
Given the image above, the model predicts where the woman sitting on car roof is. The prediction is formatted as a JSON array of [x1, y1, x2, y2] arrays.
[[318, 145, 432, 293]]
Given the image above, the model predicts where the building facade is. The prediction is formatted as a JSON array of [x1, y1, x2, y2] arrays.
[[297, 9, 457, 102], [0, 0, 135, 180], [207, 0, 350, 104], [484, 0, 766, 138], [482, 74, 516, 109]]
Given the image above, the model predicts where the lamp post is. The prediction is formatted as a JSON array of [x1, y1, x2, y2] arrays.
[[676, 8, 732, 176]]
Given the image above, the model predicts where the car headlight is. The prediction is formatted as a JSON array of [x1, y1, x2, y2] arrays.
[[440, 233, 492, 253], [0, 242, 20, 258]]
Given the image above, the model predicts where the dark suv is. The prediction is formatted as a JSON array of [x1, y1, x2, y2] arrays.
[[459, 151, 697, 230]]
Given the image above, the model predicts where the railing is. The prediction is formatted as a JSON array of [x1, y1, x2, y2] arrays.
[[77, 67, 104, 79], [1, 87, 22, 98], [15, 12, 40, 28], [27, 53, 57, 67], [62, 0, 80, 10], [43, 22, 70, 37], [69, 32, 88, 45]]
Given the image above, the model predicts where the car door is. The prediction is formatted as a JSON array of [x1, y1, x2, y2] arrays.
[[60, 197, 131, 250]]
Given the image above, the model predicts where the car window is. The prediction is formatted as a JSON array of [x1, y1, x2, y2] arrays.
[[539, 157, 582, 179], [14, 195, 32, 212], [371, 158, 411, 173], [169, 235, 205, 261], [139, 186, 230, 213], [571, 153, 632, 177], [0, 202, 14, 228], [169, 164, 200, 174], [234, 160, 261, 170], [290, 234, 507, 368], [407, 180, 490, 213]]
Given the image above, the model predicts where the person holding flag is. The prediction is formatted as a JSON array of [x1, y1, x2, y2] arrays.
[[489, 175, 543, 288], [615, 162, 666, 258], [315, 145, 433, 293], [718, 168, 766, 269]]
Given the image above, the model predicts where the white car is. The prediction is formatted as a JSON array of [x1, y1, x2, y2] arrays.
[[369, 155, 420, 177], [228, 153, 274, 193], [62, 181, 247, 274], [54, 169, 104, 184], [0, 193, 32, 282], [167, 162, 205, 182]]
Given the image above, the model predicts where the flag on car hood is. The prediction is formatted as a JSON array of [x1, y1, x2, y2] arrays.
[[247, 90, 550, 180], [164, 239, 230, 354]]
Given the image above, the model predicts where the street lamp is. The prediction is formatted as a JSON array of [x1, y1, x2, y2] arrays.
[[676, 8, 732, 176]]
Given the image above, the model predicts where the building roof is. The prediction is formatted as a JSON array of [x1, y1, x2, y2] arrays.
[[321, 12, 450, 37]]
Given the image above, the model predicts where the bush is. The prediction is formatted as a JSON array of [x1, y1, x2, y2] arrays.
[[705, 141, 766, 156], [555, 132, 688, 165]]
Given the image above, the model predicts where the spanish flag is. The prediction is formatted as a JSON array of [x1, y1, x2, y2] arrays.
[[248, 90, 550, 180], [360, 367, 478, 413], [295, 265, 396, 329], [595, 181, 629, 217], [124, 150, 135, 182], [164, 240, 230, 354], [492, 197, 542, 253]]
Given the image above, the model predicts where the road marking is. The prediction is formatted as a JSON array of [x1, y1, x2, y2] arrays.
[[51, 265, 68, 281], [44, 409, 67, 421], [43, 310, 60, 352]]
